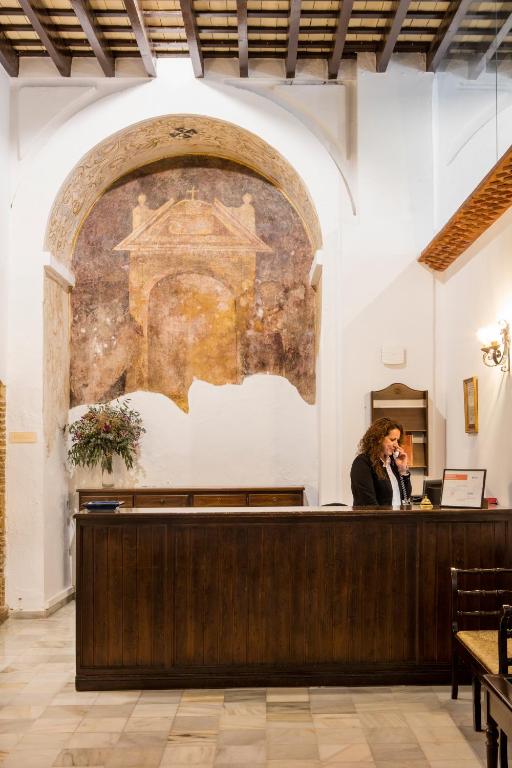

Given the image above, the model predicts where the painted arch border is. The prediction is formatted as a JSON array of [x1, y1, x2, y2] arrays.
[[45, 114, 323, 268]]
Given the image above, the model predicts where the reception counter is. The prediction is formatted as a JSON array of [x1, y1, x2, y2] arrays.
[[74, 505, 512, 690]]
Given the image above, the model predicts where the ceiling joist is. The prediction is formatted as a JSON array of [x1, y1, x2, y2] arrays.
[[70, 0, 115, 77], [17, 0, 71, 76], [470, 13, 512, 80], [179, 0, 203, 77], [285, 0, 301, 79], [328, 0, 353, 80], [426, 0, 472, 72], [0, 29, 18, 76], [123, 0, 156, 77], [236, 0, 248, 78], [376, 0, 411, 73]]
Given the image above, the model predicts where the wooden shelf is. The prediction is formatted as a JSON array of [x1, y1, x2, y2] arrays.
[[371, 383, 429, 479]]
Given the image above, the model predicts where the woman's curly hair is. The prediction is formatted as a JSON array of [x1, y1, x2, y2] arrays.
[[357, 417, 404, 479]]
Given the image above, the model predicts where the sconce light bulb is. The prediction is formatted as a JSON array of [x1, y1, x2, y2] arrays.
[[477, 325, 494, 346]]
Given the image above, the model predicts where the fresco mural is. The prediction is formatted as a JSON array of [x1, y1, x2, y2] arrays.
[[71, 156, 316, 411]]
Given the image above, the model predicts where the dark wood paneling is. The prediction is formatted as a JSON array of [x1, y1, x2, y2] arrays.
[[106, 526, 123, 666], [92, 526, 109, 666], [418, 520, 512, 663], [75, 507, 512, 689], [121, 526, 138, 667]]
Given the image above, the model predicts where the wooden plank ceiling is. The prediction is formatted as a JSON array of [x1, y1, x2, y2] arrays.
[[419, 144, 512, 272], [0, 1, 510, 78]]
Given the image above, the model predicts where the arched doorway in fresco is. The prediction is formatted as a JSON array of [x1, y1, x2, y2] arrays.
[[148, 274, 238, 410]]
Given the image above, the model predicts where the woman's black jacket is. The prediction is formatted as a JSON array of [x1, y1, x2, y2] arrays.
[[350, 452, 412, 507]]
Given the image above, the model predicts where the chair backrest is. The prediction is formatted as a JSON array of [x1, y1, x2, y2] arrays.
[[499, 604, 512, 674], [451, 567, 512, 634]]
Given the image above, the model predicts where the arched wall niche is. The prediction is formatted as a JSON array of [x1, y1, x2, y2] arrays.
[[70, 153, 318, 413], [45, 114, 323, 268]]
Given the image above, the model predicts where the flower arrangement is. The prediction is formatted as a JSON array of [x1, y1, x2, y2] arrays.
[[67, 400, 145, 474]]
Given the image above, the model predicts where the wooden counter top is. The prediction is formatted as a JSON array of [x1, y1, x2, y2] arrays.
[[75, 504, 508, 521]]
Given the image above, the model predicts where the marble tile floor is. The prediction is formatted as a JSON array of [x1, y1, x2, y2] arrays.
[[0, 602, 489, 767]]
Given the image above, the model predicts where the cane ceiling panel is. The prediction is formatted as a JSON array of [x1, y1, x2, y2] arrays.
[[0, 0, 511, 78]]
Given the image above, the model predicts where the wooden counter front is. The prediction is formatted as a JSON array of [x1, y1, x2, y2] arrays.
[[74, 505, 512, 690]]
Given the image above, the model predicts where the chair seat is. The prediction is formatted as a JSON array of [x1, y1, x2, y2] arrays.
[[457, 630, 512, 674]]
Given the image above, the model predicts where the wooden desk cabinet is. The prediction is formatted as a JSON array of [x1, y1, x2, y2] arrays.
[[78, 486, 305, 508], [74, 505, 512, 691]]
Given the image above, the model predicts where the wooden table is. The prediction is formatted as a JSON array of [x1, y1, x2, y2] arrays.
[[74, 504, 512, 691], [483, 674, 512, 768]]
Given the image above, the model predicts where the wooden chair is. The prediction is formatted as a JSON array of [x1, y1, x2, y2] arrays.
[[496, 605, 512, 767], [451, 567, 512, 735]]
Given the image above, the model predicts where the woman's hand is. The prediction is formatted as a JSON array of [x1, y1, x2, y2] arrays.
[[394, 448, 409, 475]]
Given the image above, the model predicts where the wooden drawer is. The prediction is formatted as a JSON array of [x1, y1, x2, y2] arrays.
[[193, 494, 247, 507], [248, 492, 303, 506], [134, 494, 189, 508], [80, 493, 134, 507]]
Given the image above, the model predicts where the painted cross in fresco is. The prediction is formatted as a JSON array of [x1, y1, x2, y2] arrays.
[[114, 194, 273, 410]]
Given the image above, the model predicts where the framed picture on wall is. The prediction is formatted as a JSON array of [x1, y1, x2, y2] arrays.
[[463, 376, 478, 434]]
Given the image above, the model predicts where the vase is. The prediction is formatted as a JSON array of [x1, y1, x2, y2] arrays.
[[101, 469, 114, 488]]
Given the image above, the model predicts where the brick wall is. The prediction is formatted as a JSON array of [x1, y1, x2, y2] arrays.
[[0, 383, 6, 621]]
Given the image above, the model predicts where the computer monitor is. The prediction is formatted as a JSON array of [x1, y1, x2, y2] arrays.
[[422, 478, 442, 506]]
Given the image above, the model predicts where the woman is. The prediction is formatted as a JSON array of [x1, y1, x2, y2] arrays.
[[350, 417, 411, 507]]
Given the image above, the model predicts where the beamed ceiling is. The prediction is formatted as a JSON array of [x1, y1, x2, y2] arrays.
[[0, 1, 512, 79]]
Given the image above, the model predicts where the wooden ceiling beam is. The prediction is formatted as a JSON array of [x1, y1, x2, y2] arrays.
[[327, 0, 353, 80], [376, 0, 411, 73], [426, 0, 472, 72], [470, 12, 512, 79], [237, 0, 248, 77], [179, 0, 203, 77], [123, 0, 156, 76], [0, 29, 18, 75], [17, 0, 71, 75], [419, 146, 512, 271], [70, 0, 114, 76], [285, 0, 301, 78]]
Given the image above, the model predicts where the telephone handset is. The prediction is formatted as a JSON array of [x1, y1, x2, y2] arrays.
[[393, 450, 400, 459]]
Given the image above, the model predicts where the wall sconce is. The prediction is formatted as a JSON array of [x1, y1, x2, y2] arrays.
[[477, 320, 510, 372]]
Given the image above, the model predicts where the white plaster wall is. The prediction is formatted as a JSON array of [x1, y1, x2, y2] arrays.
[[0, 69, 9, 382], [433, 63, 512, 230], [7, 58, 346, 610], [436, 208, 512, 506], [339, 55, 436, 501], [431, 64, 512, 506]]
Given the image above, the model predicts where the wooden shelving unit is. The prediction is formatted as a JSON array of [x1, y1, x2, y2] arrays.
[[371, 383, 429, 485]]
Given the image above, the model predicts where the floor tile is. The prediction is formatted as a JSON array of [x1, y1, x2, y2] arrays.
[[0, 603, 487, 768]]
